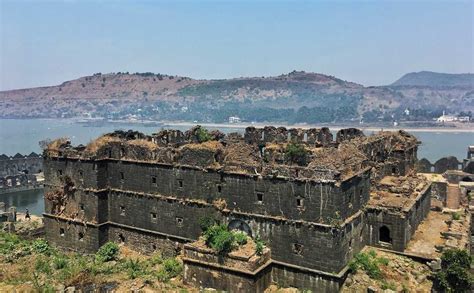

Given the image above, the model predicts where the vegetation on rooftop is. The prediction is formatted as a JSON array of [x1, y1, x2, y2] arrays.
[[199, 217, 258, 256], [433, 248, 473, 292], [285, 142, 309, 166], [196, 126, 212, 143]]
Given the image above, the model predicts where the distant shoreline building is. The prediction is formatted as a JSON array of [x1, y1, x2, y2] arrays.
[[437, 111, 470, 123], [228, 116, 241, 123]]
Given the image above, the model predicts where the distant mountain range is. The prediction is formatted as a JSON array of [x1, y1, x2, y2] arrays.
[[391, 71, 474, 88], [0, 70, 472, 123]]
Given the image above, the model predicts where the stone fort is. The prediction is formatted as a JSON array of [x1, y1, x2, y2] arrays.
[[42, 126, 431, 292]]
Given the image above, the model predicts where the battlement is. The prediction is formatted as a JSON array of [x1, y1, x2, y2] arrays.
[[44, 126, 418, 183]]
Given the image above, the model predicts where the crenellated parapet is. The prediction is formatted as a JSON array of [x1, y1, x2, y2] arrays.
[[0, 152, 43, 178], [44, 126, 419, 184]]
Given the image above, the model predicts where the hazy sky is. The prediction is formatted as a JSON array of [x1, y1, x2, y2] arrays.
[[1, 0, 472, 90]]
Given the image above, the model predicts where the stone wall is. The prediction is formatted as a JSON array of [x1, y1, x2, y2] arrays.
[[0, 153, 43, 192], [43, 154, 370, 275], [271, 263, 344, 293], [365, 185, 431, 252], [415, 156, 463, 174], [43, 216, 104, 253], [431, 181, 448, 204], [0, 152, 43, 177], [244, 126, 334, 146], [184, 259, 272, 293], [44, 158, 371, 224]]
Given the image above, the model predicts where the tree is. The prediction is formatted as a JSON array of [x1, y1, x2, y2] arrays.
[[434, 249, 473, 292], [285, 142, 309, 166]]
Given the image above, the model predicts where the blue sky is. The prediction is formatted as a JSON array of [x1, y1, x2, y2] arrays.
[[0, 0, 472, 90]]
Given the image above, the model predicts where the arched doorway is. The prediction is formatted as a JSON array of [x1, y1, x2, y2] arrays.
[[228, 219, 253, 237], [379, 226, 392, 244]]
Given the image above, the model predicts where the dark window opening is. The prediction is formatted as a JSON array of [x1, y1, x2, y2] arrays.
[[152, 176, 157, 184], [296, 198, 303, 208], [151, 212, 157, 221], [256, 192, 264, 203], [108, 150, 112, 158], [217, 185, 222, 193], [379, 226, 392, 244], [120, 205, 126, 216], [176, 217, 184, 227], [57, 169, 63, 176], [391, 167, 397, 175], [118, 233, 125, 243], [60, 228, 65, 237], [349, 238, 353, 250], [120, 172, 124, 180], [79, 170, 83, 177], [292, 243, 303, 255], [80, 203, 85, 211], [178, 179, 183, 188], [78, 232, 84, 241], [152, 244, 157, 250]]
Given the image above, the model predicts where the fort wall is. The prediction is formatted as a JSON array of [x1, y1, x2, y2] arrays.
[[42, 126, 424, 292], [365, 184, 431, 252]]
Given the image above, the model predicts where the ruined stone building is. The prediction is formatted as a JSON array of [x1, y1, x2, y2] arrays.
[[42, 126, 430, 292], [0, 152, 43, 193]]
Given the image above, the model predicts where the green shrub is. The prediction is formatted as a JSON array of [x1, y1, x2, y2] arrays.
[[124, 259, 145, 279], [434, 248, 473, 292], [155, 269, 171, 282], [349, 250, 388, 279], [203, 224, 253, 255], [162, 258, 183, 278], [196, 126, 211, 143], [32, 239, 51, 255], [210, 227, 235, 255], [35, 257, 51, 274], [452, 212, 461, 221], [285, 142, 308, 166], [149, 252, 164, 266], [255, 237, 265, 255], [96, 242, 119, 262], [233, 231, 248, 245], [52, 255, 68, 270], [198, 216, 217, 232]]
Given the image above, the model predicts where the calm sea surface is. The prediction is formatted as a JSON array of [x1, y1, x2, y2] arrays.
[[0, 119, 473, 215]]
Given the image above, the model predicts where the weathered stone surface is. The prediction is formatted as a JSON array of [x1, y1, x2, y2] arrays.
[[42, 126, 429, 293]]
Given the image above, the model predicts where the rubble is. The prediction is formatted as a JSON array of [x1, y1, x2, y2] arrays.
[[45, 126, 419, 183]]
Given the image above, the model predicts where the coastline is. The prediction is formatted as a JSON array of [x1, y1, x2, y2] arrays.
[[163, 121, 474, 133]]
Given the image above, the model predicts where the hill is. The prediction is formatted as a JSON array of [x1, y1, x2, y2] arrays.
[[0, 71, 473, 123], [391, 71, 474, 88]]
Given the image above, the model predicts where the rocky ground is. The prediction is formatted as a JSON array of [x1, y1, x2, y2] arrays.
[[341, 249, 433, 293], [0, 233, 194, 292]]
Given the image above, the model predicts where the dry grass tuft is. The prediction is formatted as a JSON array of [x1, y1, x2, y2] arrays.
[[127, 139, 158, 151], [213, 198, 227, 210], [84, 135, 121, 154], [182, 140, 223, 151], [47, 137, 69, 151]]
